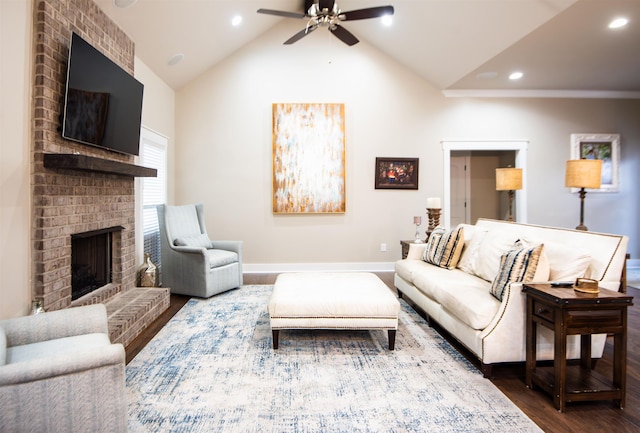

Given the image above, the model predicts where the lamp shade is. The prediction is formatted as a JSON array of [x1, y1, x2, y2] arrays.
[[565, 159, 602, 189], [495, 168, 523, 191]]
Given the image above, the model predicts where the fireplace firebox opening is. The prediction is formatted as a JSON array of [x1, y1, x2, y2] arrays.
[[71, 226, 123, 301]]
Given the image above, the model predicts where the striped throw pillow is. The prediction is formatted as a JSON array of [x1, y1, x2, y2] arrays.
[[422, 226, 465, 269], [490, 242, 544, 301]]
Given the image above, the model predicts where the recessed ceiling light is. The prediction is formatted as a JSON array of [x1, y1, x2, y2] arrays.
[[167, 53, 184, 66], [232, 15, 243, 26], [113, 0, 137, 8], [381, 15, 393, 26], [609, 17, 629, 29], [509, 71, 524, 80]]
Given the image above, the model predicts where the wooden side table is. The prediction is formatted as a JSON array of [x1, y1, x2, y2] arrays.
[[523, 283, 633, 412], [400, 240, 425, 259]]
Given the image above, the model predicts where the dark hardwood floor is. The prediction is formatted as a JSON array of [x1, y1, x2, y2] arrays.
[[125, 273, 640, 432]]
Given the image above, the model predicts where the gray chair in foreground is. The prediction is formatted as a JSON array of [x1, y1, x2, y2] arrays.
[[157, 203, 243, 298], [0, 304, 127, 432]]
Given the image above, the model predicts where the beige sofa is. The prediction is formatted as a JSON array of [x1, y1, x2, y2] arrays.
[[394, 218, 628, 377]]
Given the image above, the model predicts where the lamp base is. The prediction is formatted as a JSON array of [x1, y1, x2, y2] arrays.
[[575, 224, 588, 231]]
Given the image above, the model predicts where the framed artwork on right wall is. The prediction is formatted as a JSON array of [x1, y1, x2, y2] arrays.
[[570, 133, 620, 192]]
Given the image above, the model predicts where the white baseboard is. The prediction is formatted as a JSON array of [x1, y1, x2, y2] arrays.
[[243, 262, 396, 274]]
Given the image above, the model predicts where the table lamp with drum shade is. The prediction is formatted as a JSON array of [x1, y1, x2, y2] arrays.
[[565, 159, 602, 231], [495, 168, 522, 222]]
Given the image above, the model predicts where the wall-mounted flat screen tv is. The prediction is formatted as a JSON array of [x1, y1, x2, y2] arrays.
[[61, 32, 144, 156]]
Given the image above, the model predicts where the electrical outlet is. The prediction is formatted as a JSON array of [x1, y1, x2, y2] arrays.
[[380, 243, 387, 252]]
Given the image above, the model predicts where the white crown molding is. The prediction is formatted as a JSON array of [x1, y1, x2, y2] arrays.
[[243, 262, 395, 274], [442, 89, 640, 99]]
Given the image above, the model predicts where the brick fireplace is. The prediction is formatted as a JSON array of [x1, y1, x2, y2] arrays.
[[31, 0, 169, 346]]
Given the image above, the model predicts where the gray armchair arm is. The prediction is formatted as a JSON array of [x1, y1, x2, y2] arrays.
[[0, 304, 109, 347], [211, 240, 242, 254], [172, 245, 208, 254], [0, 343, 124, 386]]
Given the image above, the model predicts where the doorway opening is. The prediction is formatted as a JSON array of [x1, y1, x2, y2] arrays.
[[442, 141, 528, 228], [451, 150, 517, 225]]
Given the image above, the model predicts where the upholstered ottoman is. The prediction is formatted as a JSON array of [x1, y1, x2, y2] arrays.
[[268, 272, 401, 350]]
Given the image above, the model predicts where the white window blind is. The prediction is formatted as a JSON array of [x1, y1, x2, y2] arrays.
[[140, 129, 167, 271]]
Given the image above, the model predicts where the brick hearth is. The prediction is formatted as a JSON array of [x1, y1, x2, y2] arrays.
[[31, 0, 168, 346]]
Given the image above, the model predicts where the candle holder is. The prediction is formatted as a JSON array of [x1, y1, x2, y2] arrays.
[[413, 216, 423, 243], [426, 208, 441, 241]]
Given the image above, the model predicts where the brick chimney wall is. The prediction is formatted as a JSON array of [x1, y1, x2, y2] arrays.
[[32, 0, 138, 311]]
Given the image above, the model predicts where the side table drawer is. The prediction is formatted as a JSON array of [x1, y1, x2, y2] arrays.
[[533, 301, 554, 322], [567, 309, 623, 327]]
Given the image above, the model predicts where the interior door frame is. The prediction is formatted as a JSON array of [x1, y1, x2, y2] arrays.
[[450, 153, 472, 225], [442, 140, 528, 228]]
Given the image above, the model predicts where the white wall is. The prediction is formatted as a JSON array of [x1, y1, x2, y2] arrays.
[[134, 57, 176, 265], [1, 0, 32, 319], [176, 21, 640, 269]]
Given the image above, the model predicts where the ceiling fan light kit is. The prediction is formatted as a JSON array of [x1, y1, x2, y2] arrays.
[[257, 1, 394, 46]]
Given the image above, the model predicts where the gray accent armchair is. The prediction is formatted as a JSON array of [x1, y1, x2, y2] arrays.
[[157, 203, 243, 298], [0, 304, 127, 432]]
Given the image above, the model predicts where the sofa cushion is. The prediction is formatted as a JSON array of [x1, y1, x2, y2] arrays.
[[395, 258, 429, 284], [422, 226, 464, 269], [6, 333, 111, 364], [174, 233, 213, 248], [490, 242, 544, 301], [412, 267, 498, 330], [206, 249, 238, 268]]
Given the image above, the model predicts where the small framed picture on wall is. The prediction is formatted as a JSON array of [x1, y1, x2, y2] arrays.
[[374, 157, 419, 190]]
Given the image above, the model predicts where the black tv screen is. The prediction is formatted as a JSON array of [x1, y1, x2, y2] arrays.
[[61, 32, 144, 156]]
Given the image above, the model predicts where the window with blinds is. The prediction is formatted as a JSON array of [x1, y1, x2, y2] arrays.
[[140, 128, 167, 275]]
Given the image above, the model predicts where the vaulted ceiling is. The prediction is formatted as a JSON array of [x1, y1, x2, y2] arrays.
[[96, 0, 640, 97]]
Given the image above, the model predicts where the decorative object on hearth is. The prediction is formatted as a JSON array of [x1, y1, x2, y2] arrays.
[[30, 298, 46, 315], [495, 167, 522, 222], [138, 253, 159, 287], [425, 197, 441, 240], [257, 1, 394, 46], [565, 159, 602, 231], [413, 216, 423, 243]]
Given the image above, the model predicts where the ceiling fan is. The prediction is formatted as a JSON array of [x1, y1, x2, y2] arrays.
[[257, 0, 394, 46]]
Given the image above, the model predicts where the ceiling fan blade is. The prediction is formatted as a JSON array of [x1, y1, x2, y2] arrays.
[[330, 25, 359, 46], [284, 26, 317, 45], [257, 8, 306, 19], [341, 6, 394, 21]]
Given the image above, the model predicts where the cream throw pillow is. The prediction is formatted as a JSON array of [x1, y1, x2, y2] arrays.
[[544, 241, 591, 281], [490, 242, 544, 301], [471, 230, 521, 282], [457, 228, 487, 274], [422, 226, 465, 270]]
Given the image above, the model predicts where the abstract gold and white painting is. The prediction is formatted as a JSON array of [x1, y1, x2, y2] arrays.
[[272, 103, 346, 213]]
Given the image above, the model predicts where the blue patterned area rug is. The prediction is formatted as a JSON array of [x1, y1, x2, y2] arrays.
[[127, 285, 542, 432]]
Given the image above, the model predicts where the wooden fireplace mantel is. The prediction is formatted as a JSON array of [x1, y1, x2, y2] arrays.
[[43, 153, 157, 177]]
